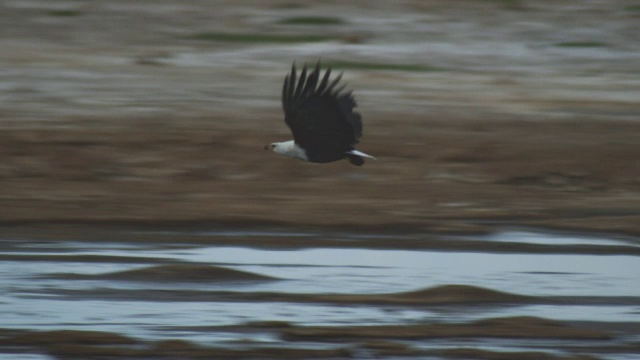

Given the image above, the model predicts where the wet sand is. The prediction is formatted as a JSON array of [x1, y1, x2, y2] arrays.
[[0, 318, 617, 359], [1, 1, 640, 359]]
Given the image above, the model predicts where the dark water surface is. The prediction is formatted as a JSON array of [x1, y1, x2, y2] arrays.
[[1, 229, 639, 359]]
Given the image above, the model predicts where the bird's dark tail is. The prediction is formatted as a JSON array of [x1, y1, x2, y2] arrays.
[[347, 154, 365, 166]]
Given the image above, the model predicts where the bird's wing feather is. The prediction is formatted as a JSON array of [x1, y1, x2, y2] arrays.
[[281, 62, 362, 162]]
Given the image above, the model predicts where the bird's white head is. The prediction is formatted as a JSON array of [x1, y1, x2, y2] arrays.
[[264, 140, 308, 161]]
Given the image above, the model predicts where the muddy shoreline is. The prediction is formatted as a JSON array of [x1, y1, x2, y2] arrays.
[[3, 221, 640, 257], [2, 118, 640, 238]]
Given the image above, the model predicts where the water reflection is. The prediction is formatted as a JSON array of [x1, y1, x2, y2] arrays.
[[1, 229, 639, 347]]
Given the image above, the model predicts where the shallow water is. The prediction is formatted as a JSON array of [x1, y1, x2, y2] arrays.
[[1, 229, 639, 358]]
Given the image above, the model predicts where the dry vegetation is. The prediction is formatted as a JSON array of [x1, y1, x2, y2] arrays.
[[2, 118, 639, 235]]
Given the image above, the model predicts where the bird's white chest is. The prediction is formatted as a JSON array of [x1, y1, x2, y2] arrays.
[[275, 141, 309, 161]]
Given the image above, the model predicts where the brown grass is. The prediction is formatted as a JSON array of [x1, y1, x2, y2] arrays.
[[1, 118, 639, 236]]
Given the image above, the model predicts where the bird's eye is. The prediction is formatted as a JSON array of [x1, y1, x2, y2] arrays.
[[270, 144, 276, 149]]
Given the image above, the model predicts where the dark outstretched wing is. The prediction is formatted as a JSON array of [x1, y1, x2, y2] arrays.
[[282, 62, 362, 163]]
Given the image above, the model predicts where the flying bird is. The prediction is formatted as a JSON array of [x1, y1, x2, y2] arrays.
[[265, 62, 375, 166]]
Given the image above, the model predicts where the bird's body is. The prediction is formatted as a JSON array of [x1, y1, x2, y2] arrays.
[[266, 62, 375, 166]]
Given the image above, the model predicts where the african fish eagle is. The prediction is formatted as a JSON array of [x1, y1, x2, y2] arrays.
[[265, 62, 375, 166]]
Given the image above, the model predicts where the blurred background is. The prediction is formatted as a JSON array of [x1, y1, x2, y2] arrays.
[[1, 1, 640, 359], [1, 0, 639, 231]]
